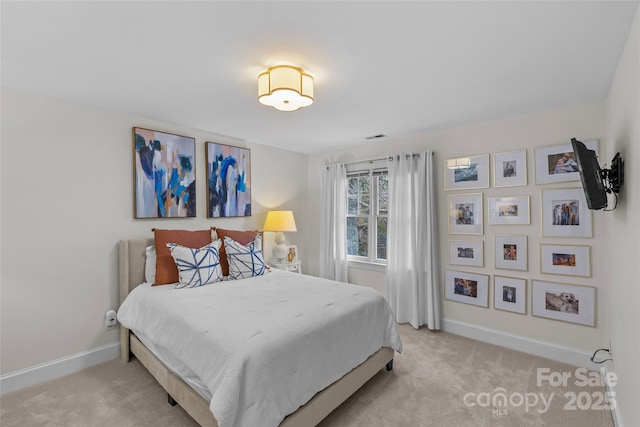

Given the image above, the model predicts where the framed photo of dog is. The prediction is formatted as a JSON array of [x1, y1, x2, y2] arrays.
[[534, 140, 598, 185], [494, 275, 527, 315], [540, 244, 591, 277], [444, 154, 489, 190], [444, 270, 489, 308], [532, 280, 596, 327], [449, 240, 484, 267], [541, 188, 592, 238], [493, 149, 527, 188], [448, 193, 483, 235]]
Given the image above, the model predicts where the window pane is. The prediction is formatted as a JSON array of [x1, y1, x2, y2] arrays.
[[359, 192, 370, 214], [347, 177, 358, 216], [376, 216, 387, 259], [347, 177, 359, 196], [347, 195, 358, 215], [347, 176, 370, 215], [347, 216, 368, 257], [358, 176, 370, 214], [377, 175, 388, 215]]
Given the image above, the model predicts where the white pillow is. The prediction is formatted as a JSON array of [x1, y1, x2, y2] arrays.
[[145, 245, 156, 284], [166, 240, 223, 289], [224, 235, 266, 280]]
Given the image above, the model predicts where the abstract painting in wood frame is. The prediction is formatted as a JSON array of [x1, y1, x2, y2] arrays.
[[133, 127, 196, 218], [206, 142, 251, 218]]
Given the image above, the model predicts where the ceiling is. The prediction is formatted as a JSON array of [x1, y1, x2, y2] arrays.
[[2, 1, 638, 154]]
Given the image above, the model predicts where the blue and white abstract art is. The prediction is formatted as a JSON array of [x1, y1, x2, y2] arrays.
[[206, 142, 251, 218]]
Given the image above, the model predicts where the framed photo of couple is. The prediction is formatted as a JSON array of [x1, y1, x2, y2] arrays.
[[444, 269, 489, 308], [541, 188, 592, 238], [534, 140, 598, 185], [448, 193, 483, 235]]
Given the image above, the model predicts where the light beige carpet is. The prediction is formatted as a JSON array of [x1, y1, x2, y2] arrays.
[[0, 324, 613, 427]]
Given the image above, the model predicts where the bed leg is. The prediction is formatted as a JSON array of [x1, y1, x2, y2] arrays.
[[120, 327, 131, 363], [386, 359, 394, 371], [168, 394, 177, 407]]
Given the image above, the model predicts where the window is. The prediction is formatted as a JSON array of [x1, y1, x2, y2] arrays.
[[346, 162, 388, 264]]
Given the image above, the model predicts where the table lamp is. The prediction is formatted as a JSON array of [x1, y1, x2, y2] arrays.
[[263, 210, 297, 262]]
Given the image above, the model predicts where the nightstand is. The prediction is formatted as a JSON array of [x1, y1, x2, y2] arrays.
[[270, 260, 302, 274]]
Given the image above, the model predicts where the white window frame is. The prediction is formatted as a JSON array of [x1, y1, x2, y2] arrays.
[[345, 160, 388, 267]]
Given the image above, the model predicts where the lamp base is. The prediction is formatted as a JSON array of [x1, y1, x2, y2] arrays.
[[272, 243, 288, 261], [272, 231, 288, 261]]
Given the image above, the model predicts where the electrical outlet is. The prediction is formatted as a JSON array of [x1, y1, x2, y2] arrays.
[[105, 309, 117, 331]]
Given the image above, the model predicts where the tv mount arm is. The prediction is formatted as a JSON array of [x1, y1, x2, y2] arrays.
[[601, 152, 624, 194]]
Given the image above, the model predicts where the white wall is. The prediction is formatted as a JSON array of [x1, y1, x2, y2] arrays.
[[307, 101, 608, 354], [0, 87, 308, 375], [604, 6, 640, 426]]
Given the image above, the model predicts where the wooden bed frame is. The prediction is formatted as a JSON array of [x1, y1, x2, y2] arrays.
[[118, 238, 394, 426]]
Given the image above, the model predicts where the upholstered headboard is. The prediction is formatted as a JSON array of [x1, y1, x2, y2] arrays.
[[118, 238, 153, 362], [118, 238, 153, 304]]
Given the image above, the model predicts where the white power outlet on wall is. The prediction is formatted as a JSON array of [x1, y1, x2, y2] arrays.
[[105, 309, 117, 331]]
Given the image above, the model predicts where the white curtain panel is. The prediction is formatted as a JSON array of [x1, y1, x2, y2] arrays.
[[320, 163, 348, 282], [386, 151, 440, 330]]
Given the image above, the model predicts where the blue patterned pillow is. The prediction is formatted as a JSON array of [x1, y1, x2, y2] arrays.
[[166, 240, 223, 288], [223, 235, 266, 280]]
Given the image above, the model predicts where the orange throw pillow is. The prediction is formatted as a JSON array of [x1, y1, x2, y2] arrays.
[[152, 228, 212, 285], [213, 227, 259, 277]]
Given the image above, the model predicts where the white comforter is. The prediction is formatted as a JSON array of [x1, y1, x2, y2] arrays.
[[117, 269, 403, 427]]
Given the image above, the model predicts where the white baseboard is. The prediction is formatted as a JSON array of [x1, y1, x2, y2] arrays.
[[442, 318, 598, 370], [0, 342, 120, 395]]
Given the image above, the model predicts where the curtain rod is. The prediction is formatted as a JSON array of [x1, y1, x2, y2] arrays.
[[346, 157, 390, 166], [347, 152, 434, 166], [326, 151, 434, 169]]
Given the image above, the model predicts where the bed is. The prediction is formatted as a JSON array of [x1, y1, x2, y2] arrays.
[[117, 237, 402, 427]]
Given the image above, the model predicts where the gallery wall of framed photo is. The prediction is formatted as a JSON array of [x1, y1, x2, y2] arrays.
[[444, 142, 600, 327]]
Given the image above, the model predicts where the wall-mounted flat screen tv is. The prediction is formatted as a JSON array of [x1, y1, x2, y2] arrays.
[[570, 138, 608, 210]]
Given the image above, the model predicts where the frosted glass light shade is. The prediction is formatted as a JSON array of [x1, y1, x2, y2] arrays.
[[258, 66, 314, 112]]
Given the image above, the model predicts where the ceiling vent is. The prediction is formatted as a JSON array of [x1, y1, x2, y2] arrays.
[[364, 134, 387, 140]]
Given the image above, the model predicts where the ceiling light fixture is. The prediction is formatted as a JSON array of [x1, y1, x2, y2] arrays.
[[258, 65, 314, 112]]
